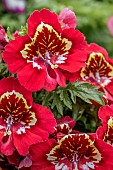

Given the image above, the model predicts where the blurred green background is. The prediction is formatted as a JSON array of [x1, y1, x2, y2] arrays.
[[0, 0, 113, 57]]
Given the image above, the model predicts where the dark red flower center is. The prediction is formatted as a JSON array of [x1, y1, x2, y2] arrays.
[[104, 116, 113, 145], [80, 52, 113, 86], [21, 22, 72, 69], [47, 134, 101, 169], [0, 90, 36, 135], [51, 123, 72, 140]]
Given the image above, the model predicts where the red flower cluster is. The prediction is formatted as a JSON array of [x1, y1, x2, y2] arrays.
[[29, 116, 113, 170], [1, 7, 113, 170]]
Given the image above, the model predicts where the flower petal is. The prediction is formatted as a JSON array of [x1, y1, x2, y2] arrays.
[[58, 8, 77, 29], [30, 139, 56, 170], [3, 35, 30, 74], [28, 9, 61, 38], [54, 69, 66, 87], [0, 134, 15, 156], [13, 127, 42, 156], [43, 71, 57, 92], [59, 50, 87, 72], [18, 63, 46, 91], [32, 104, 56, 134]]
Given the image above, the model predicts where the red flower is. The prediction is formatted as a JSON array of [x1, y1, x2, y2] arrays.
[[96, 105, 113, 145], [30, 134, 113, 170], [50, 116, 76, 140], [56, 116, 76, 128], [67, 43, 113, 103], [58, 8, 77, 30], [3, 8, 87, 92], [0, 77, 56, 156]]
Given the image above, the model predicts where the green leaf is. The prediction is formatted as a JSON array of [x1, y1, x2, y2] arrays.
[[72, 102, 85, 121], [67, 89, 76, 104], [60, 89, 72, 110], [0, 63, 7, 73], [73, 81, 105, 105], [42, 92, 53, 106], [0, 63, 9, 78], [51, 94, 63, 115]]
